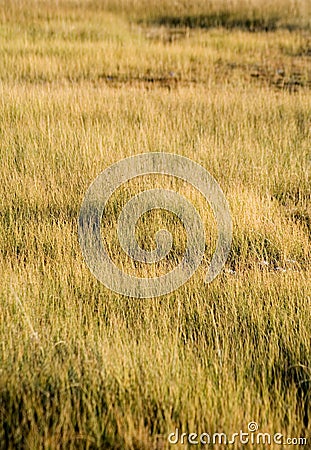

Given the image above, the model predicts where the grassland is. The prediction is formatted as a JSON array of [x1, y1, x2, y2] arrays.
[[0, 0, 310, 448]]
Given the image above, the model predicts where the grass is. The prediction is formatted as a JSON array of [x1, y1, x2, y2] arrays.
[[0, 0, 310, 449]]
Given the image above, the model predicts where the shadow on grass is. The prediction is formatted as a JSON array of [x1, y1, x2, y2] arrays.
[[146, 13, 304, 32]]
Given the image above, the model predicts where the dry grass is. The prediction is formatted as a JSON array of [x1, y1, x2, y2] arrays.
[[0, 1, 310, 449]]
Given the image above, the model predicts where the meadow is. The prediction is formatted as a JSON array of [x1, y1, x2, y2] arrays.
[[0, 0, 310, 448]]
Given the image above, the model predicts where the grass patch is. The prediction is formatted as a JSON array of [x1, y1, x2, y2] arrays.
[[0, 1, 310, 449]]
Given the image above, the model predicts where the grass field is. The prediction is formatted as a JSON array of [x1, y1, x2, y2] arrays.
[[0, 0, 311, 448]]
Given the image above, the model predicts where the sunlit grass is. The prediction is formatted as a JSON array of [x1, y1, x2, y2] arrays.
[[0, 1, 310, 449]]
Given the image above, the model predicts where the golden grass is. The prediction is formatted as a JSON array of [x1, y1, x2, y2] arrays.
[[0, 1, 310, 449]]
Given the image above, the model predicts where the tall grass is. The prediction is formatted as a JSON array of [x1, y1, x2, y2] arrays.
[[0, 1, 310, 449]]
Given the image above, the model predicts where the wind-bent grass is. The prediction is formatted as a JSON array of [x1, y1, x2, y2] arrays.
[[0, 1, 310, 449]]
